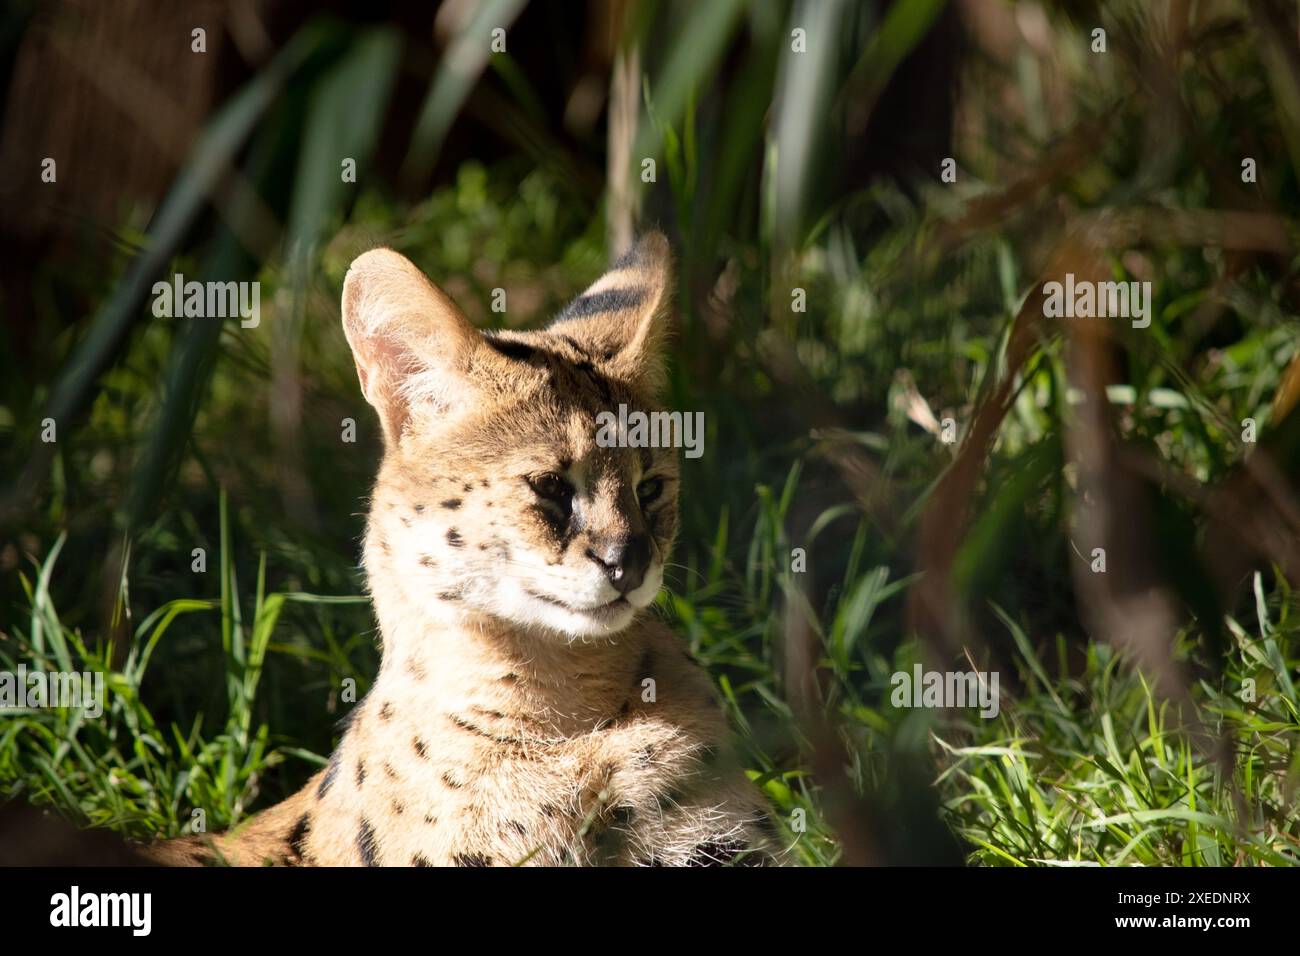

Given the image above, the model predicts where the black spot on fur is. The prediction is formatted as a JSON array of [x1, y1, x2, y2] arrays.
[[413, 737, 428, 758], [449, 712, 523, 746], [289, 814, 312, 862], [438, 589, 463, 601], [557, 287, 646, 321], [414, 503, 425, 513], [557, 351, 615, 401], [558, 334, 588, 357], [611, 805, 636, 830], [440, 498, 462, 510], [412, 854, 434, 866], [507, 820, 528, 836], [424, 814, 437, 825], [686, 839, 766, 866], [318, 750, 341, 798], [357, 819, 379, 866], [441, 771, 464, 789], [485, 338, 539, 362], [500, 672, 519, 684], [338, 707, 359, 733], [446, 528, 464, 548], [379, 701, 394, 721], [384, 762, 399, 780], [392, 801, 405, 815], [462, 482, 474, 493], [355, 760, 366, 787], [419, 555, 436, 568], [453, 852, 493, 867]]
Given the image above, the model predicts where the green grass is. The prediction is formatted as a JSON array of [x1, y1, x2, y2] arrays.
[[0, 492, 368, 842], [5, 466, 1297, 866], [940, 583, 1300, 866]]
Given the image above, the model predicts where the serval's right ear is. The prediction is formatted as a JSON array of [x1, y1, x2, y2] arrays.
[[341, 249, 483, 447]]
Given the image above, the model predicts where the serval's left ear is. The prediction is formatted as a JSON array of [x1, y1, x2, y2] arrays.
[[548, 232, 673, 395]]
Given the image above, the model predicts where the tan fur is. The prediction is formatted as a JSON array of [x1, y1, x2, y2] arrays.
[[148, 233, 781, 866]]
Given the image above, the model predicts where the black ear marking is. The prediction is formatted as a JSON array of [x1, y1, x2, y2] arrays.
[[610, 239, 648, 270], [556, 287, 647, 322]]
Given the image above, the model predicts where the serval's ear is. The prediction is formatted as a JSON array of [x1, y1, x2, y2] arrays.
[[341, 248, 484, 446], [548, 232, 674, 395]]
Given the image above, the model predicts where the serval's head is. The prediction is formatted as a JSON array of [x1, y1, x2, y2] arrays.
[[342, 233, 679, 639]]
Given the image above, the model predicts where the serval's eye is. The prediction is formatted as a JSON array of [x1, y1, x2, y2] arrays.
[[636, 477, 664, 505], [527, 472, 572, 503]]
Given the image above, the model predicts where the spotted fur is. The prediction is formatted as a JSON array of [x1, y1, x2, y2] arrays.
[[146, 233, 782, 867]]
